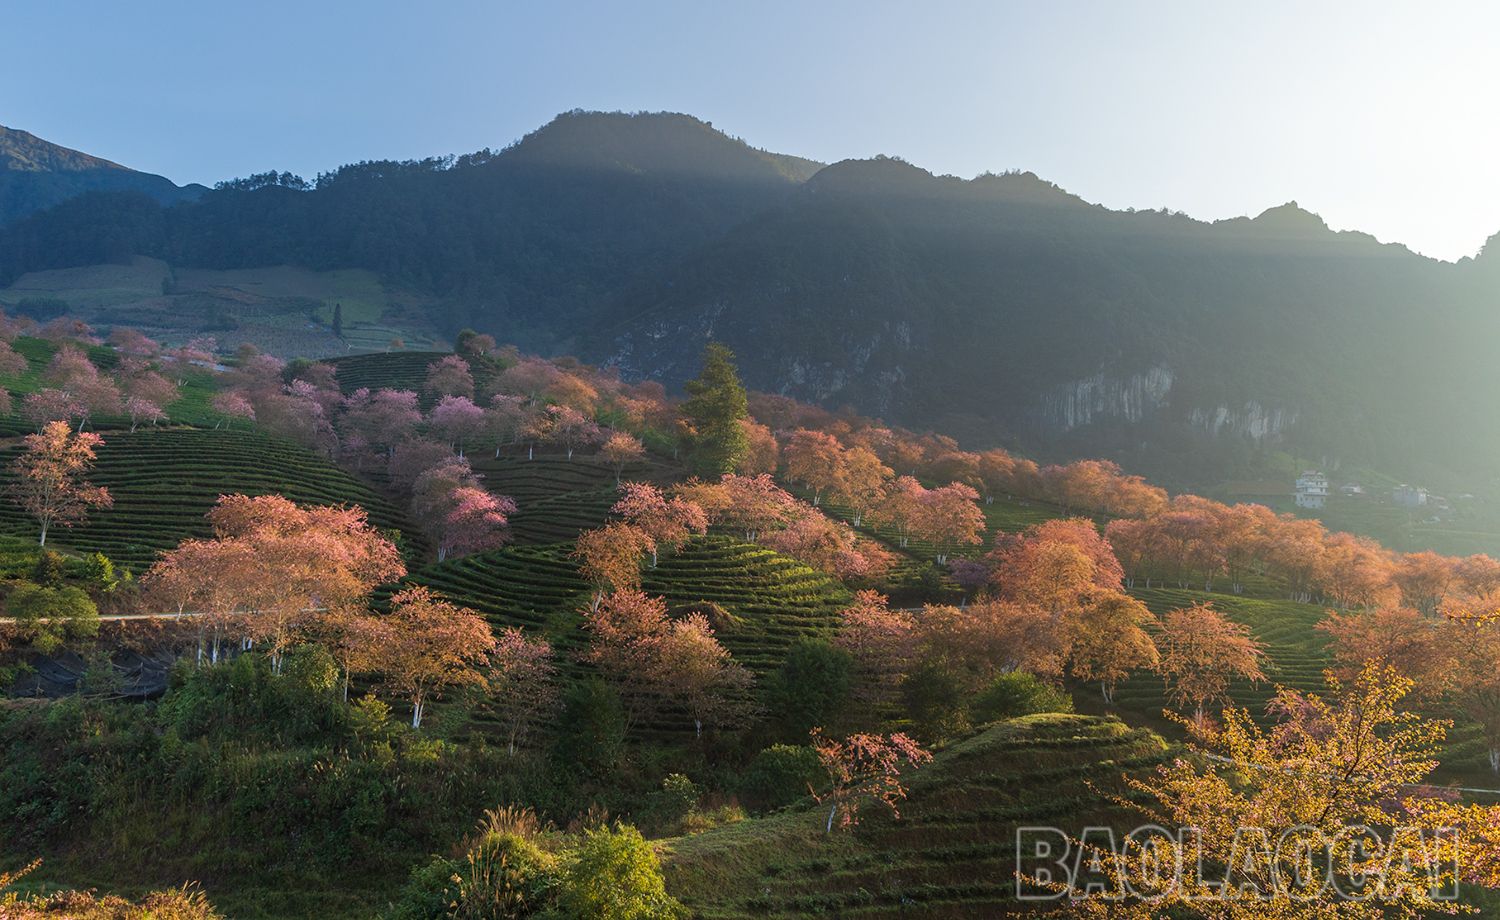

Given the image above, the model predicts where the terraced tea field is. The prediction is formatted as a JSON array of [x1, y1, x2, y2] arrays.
[[405, 535, 850, 675], [0, 427, 419, 570], [327, 350, 500, 407], [665, 713, 1168, 919], [470, 453, 679, 543]]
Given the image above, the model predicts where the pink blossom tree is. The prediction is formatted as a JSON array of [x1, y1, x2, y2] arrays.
[[611, 482, 707, 566], [424, 354, 475, 399], [438, 486, 516, 562], [211, 391, 256, 430], [489, 627, 560, 754], [125, 396, 165, 431], [429, 395, 486, 456]]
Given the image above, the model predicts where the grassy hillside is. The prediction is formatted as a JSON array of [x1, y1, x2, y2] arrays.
[[0, 427, 420, 570], [664, 713, 1167, 919]]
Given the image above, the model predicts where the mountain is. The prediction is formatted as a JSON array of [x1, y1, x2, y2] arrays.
[[0, 124, 202, 225], [1, 110, 1497, 490]]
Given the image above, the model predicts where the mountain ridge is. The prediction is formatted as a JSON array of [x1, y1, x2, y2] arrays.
[[0, 110, 1496, 491]]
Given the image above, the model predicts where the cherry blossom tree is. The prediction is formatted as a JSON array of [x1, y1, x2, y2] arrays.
[[429, 394, 486, 456], [8, 420, 112, 546], [549, 404, 602, 459], [484, 394, 529, 457], [125, 396, 165, 431], [610, 482, 707, 566], [0, 340, 28, 377], [488, 627, 560, 754], [21, 389, 81, 431], [580, 588, 672, 726], [599, 431, 646, 484], [810, 729, 932, 833], [915, 482, 985, 563], [737, 418, 780, 475], [340, 388, 422, 458], [436, 486, 515, 562], [371, 585, 495, 728], [388, 438, 457, 492], [833, 590, 917, 706], [211, 391, 256, 430], [1156, 602, 1266, 721], [677, 473, 798, 541], [424, 354, 475, 398]]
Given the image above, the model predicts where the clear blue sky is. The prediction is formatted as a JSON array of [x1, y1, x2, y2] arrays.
[[5, 0, 1498, 260]]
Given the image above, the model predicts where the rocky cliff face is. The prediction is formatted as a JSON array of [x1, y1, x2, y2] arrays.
[[1036, 365, 1175, 431]]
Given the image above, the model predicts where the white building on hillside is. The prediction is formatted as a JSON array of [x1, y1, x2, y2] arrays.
[[1295, 470, 1329, 509], [1393, 484, 1428, 508]]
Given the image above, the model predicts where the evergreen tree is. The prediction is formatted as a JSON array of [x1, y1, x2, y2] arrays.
[[331, 302, 343, 337], [680, 342, 748, 476]]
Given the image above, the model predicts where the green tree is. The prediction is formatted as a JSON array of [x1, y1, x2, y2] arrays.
[[552, 823, 685, 920], [8, 584, 98, 654], [765, 638, 853, 740], [970, 670, 1074, 723], [332, 301, 343, 337], [679, 342, 748, 476]]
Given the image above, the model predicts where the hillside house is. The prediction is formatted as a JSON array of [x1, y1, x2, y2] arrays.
[[1393, 484, 1428, 508], [1295, 470, 1329, 509]]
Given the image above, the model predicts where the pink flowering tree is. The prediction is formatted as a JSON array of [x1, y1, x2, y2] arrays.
[[211, 391, 256, 430], [125, 396, 165, 432], [488, 627, 560, 754], [429, 395, 486, 456], [611, 482, 707, 566], [810, 729, 932, 833], [438, 486, 516, 562], [424, 354, 475, 399]]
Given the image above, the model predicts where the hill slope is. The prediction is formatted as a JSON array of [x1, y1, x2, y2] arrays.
[[0, 124, 201, 225], [664, 713, 1167, 918]]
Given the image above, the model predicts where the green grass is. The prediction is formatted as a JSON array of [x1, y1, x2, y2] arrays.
[[663, 713, 1168, 919], [0, 427, 421, 571]]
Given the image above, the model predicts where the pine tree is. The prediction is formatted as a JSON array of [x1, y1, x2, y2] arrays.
[[680, 342, 749, 475], [332, 301, 343, 337]]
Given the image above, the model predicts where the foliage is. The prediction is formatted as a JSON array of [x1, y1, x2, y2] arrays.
[[679, 343, 748, 477], [547, 823, 685, 920], [970, 670, 1074, 723]]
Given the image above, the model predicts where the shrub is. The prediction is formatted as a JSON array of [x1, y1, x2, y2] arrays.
[[451, 832, 558, 920], [971, 671, 1075, 723], [548, 823, 684, 920], [6, 584, 97, 654], [737, 744, 824, 812], [649, 774, 701, 830], [901, 660, 970, 741]]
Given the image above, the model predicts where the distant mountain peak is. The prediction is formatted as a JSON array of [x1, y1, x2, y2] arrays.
[[503, 110, 823, 183], [0, 124, 129, 173], [1250, 200, 1330, 233]]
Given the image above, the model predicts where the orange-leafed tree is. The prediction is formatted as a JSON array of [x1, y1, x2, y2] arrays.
[[829, 445, 891, 527], [371, 585, 495, 728], [1156, 602, 1265, 721], [573, 522, 654, 609], [1318, 605, 1451, 698], [580, 588, 673, 727], [737, 418, 780, 475], [599, 431, 646, 484], [8, 420, 112, 546], [810, 729, 932, 833], [151, 494, 405, 674], [917, 599, 1068, 685], [1063, 666, 1459, 919], [1066, 592, 1159, 702], [1393, 550, 1456, 617], [1443, 619, 1500, 772], [656, 612, 755, 736], [914, 482, 985, 564], [782, 429, 845, 506]]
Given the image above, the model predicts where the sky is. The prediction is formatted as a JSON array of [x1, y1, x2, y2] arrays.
[[3, 0, 1498, 261]]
